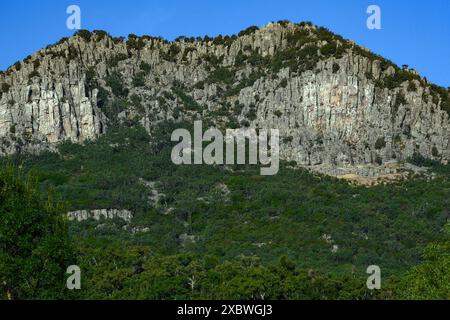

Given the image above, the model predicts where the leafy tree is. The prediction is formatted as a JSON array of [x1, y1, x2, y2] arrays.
[[332, 63, 340, 73], [375, 137, 386, 150], [238, 26, 259, 37], [93, 30, 109, 41], [320, 42, 337, 56], [280, 78, 288, 88], [75, 29, 92, 42], [161, 43, 181, 62], [388, 224, 449, 299], [0, 165, 76, 299], [4, 118, 449, 300], [126, 34, 145, 51], [407, 152, 438, 167], [14, 61, 21, 71]]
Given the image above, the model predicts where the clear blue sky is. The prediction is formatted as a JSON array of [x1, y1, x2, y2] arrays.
[[1, 0, 449, 87]]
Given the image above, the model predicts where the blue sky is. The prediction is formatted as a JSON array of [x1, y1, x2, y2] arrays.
[[1, 0, 449, 87]]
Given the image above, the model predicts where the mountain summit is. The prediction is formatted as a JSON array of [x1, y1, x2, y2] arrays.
[[1, 21, 449, 175]]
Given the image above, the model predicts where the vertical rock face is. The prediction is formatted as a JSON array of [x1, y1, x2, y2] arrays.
[[0, 21, 449, 170], [248, 56, 450, 166], [0, 37, 110, 154]]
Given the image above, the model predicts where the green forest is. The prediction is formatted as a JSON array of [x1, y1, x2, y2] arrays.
[[0, 122, 449, 299]]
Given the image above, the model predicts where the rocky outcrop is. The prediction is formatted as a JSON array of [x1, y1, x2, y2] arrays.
[[67, 209, 133, 222], [1, 21, 449, 172], [250, 58, 450, 166]]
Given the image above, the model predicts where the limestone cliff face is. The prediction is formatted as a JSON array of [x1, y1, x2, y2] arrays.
[[1, 21, 449, 169], [252, 56, 450, 167]]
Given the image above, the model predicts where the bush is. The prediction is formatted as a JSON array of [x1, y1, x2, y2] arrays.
[[33, 59, 41, 69], [332, 63, 340, 73], [112, 37, 125, 44], [212, 35, 224, 45], [432, 146, 439, 157], [130, 94, 144, 113], [56, 37, 69, 46], [29, 70, 40, 79], [13, 61, 21, 71], [407, 81, 417, 92], [374, 155, 383, 165], [382, 72, 413, 90], [1, 83, 10, 93], [126, 34, 145, 51], [93, 30, 109, 41], [207, 67, 235, 85], [67, 45, 79, 61], [238, 26, 259, 37], [407, 152, 438, 167], [75, 29, 92, 42], [429, 84, 450, 116], [320, 43, 337, 56], [375, 137, 386, 150], [172, 83, 202, 111], [107, 54, 128, 68], [161, 44, 181, 62], [140, 62, 151, 74], [393, 92, 407, 115], [106, 72, 129, 97], [132, 72, 146, 87], [278, 20, 291, 27], [286, 29, 310, 46], [194, 81, 205, 90], [96, 86, 109, 108], [85, 67, 96, 86]]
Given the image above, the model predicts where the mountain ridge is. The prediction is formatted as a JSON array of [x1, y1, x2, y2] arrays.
[[1, 21, 449, 175]]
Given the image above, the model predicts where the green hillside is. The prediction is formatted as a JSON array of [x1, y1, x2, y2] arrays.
[[1, 121, 448, 299]]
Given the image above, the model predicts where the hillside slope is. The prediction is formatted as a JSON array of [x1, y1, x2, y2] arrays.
[[7, 122, 449, 278]]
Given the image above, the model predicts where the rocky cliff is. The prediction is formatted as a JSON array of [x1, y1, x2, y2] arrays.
[[1, 21, 449, 173]]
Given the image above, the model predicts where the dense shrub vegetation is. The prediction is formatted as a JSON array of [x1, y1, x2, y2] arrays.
[[238, 26, 260, 37], [1, 121, 448, 299], [126, 34, 146, 51], [75, 29, 92, 42], [105, 72, 129, 98], [172, 82, 202, 111], [0, 166, 76, 299], [1, 83, 10, 95]]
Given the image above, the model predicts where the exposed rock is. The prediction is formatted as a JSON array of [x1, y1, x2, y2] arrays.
[[139, 178, 165, 206], [331, 244, 339, 253], [122, 225, 150, 234], [67, 209, 133, 222], [215, 182, 231, 201], [321, 233, 333, 244], [1, 22, 449, 175], [179, 233, 197, 247]]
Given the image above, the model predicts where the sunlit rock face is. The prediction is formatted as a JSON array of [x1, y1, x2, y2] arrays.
[[67, 209, 133, 222], [1, 22, 449, 171]]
